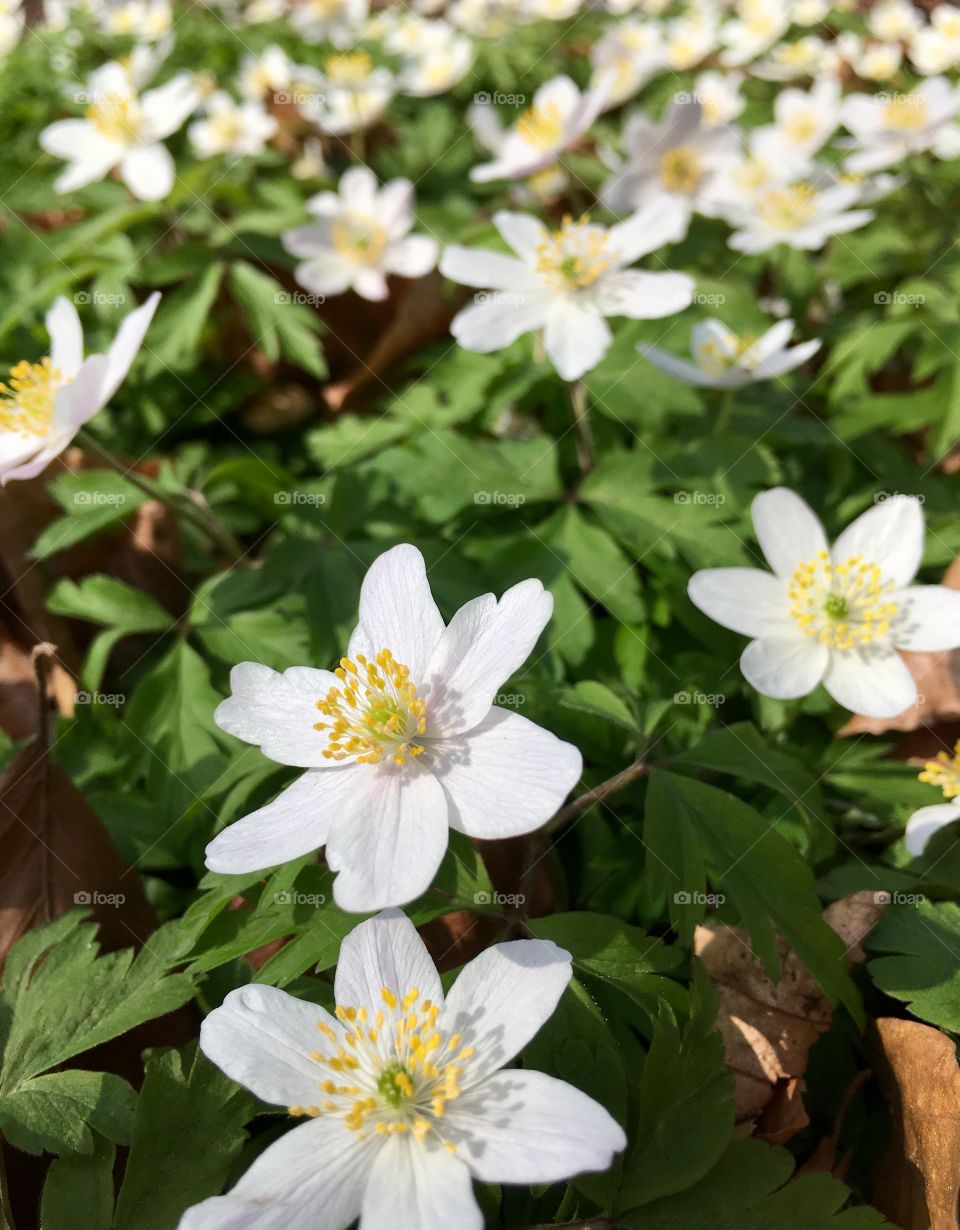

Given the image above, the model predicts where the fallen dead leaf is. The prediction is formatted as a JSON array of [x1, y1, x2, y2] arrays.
[[869, 1016, 960, 1230], [695, 892, 886, 1134]]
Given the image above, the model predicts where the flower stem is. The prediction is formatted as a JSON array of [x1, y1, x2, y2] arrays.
[[77, 431, 244, 564], [713, 386, 734, 435], [567, 380, 594, 473]]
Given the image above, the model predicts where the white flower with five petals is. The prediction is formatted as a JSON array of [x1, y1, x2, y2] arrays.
[[40, 61, 198, 199], [0, 292, 159, 484], [641, 318, 820, 388], [440, 204, 694, 381], [688, 489, 960, 718], [208, 545, 582, 910], [179, 910, 625, 1230], [283, 167, 438, 303]]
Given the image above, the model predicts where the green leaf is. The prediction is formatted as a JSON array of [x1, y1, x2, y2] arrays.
[[541, 505, 645, 624], [643, 770, 859, 1020], [30, 471, 148, 561], [622, 1138, 891, 1227], [866, 899, 960, 1031], [0, 913, 195, 1092], [142, 261, 222, 374], [41, 1133, 115, 1230], [47, 574, 174, 632], [113, 1043, 255, 1230], [616, 968, 733, 1211], [530, 912, 683, 1013], [0, 1069, 135, 1155]]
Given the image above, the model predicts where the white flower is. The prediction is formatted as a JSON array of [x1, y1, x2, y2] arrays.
[[283, 167, 438, 303], [238, 44, 292, 99], [663, 14, 717, 70], [98, 0, 171, 39], [641, 318, 820, 388], [769, 77, 842, 166], [851, 40, 903, 82], [441, 205, 694, 382], [297, 52, 395, 135], [289, 0, 367, 45], [601, 99, 740, 226], [720, 0, 790, 67], [40, 62, 198, 199], [693, 69, 745, 128], [208, 544, 582, 909], [717, 177, 873, 253], [188, 91, 277, 157], [589, 19, 665, 107], [841, 77, 960, 174], [0, 292, 160, 484], [753, 35, 828, 81], [180, 910, 625, 1230], [905, 741, 960, 855], [386, 16, 474, 97], [470, 74, 609, 183], [910, 5, 960, 74], [688, 489, 960, 718], [869, 0, 921, 42], [292, 135, 327, 180]]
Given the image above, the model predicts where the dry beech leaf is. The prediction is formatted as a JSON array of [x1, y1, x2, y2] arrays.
[[869, 1017, 960, 1230], [840, 557, 960, 738], [694, 893, 886, 1134], [0, 739, 157, 967]]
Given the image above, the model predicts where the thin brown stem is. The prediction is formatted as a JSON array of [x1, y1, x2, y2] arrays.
[[545, 754, 648, 835]]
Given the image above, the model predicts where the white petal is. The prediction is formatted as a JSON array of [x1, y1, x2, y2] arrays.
[[179, 1117, 371, 1230], [283, 222, 332, 258], [384, 235, 438, 278], [142, 72, 199, 138], [688, 568, 792, 637], [214, 662, 342, 768], [831, 495, 924, 588], [338, 165, 378, 214], [532, 74, 580, 121], [592, 270, 694, 320], [120, 143, 174, 200], [377, 178, 414, 238], [295, 255, 353, 299], [822, 646, 917, 717], [746, 318, 796, 362], [433, 709, 582, 840], [447, 1069, 625, 1184], [204, 767, 360, 873], [361, 1136, 480, 1230], [892, 586, 960, 651], [640, 345, 718, 387], [326, 762, 448, 912], [438, 938, 571, 1085], [752, 487, 829, 577], [905, 803, 960, 857], [450, 293, 551, 353], [334, 907, 443, 1015], [543, 300, 612, 381], [440, 246, 535, 291], [52, 353, 108, 432], [492, 211, 546, 262], [45, 297, 84, 379], [347, 544, 445, 684], [200, 984, 339, 1107], [353, 268, 389, 302], [741, 636, 829, 699], [753, 339, 821, 379], [101, 290, 160, 401], [422, 579, 553, 736], [608, 199, 690, 260]]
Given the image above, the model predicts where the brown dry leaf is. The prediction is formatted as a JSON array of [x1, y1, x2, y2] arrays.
[[840, 557, 960, 738], [695, 893, 886, 1134], [322, 272, 461, 411], [0, 738, 157, 967], [869, 1017, 960, 1230], [694, 924, 830, 1126]]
